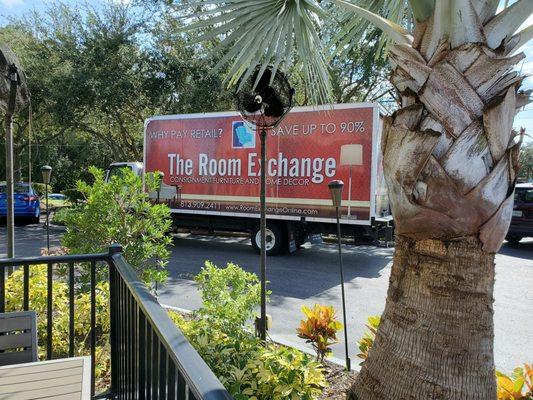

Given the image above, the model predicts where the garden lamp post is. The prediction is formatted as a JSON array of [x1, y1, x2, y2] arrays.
[[41, 165, 52, 252], [156, 172, 164, 204], [328, 179, 351, 371]]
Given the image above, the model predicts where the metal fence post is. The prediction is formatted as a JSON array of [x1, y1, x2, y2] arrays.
[[108, 244, 123, 397]]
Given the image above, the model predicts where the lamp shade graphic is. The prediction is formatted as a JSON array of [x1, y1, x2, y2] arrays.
[[340, 144, 363, 217]]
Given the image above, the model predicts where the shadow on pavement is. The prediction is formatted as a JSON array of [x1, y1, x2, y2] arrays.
[[167, 233, 394, 299], [0, 223, 62, 258], [498, 239, 533, 260]]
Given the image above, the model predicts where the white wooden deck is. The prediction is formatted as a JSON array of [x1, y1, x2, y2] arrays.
[[0, 356, 90, 399]]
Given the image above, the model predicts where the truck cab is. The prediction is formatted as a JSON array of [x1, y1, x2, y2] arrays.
[[105, 162, 144, 182], [106, 161, 178, 203]]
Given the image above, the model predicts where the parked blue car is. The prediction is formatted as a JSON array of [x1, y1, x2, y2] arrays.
[[0, 182, 41, 223]]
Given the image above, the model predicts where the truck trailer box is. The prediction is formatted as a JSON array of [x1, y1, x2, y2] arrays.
[[143, 103, 389, 254]]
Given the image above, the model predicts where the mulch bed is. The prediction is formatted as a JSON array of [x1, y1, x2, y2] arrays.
[[320, 360, 358, 399]]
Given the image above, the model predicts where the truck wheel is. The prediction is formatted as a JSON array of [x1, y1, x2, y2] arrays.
[[506, 235, 523, 244], [251, 223, 285, 256]]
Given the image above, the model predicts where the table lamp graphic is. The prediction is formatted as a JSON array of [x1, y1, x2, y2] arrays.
[[340, 144, 363, 217]]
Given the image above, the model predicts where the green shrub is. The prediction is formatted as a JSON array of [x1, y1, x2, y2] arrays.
[[170, 313, 327, 400], [32, 182, 53, 196], [51, 207, 71, 225], [196, 261, 263, 329], [61, 166, 172, 288], [169, 262, 326, 399], [61, 188, 84, 205]]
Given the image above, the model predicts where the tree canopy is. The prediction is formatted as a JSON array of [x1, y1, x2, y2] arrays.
[[0, 0, 391, 191]]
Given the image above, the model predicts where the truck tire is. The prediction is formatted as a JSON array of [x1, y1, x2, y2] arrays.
[[251, 223, 285, 256]]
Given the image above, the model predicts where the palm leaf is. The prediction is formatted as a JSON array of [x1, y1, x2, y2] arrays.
[[473, 0, 500, 24], [331, 0, 412, 45], [179, 0, 333, 104], [331, 0, 412, 61], [485, 0, 533, 49], [408, 0, 434, 22], [506, 24, 533, 54]]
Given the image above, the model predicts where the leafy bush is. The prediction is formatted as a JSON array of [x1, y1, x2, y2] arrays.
[[61, 188, 84, 205], [5, 265, 111, 386], [496, 364, 532, 400], [33, 182, 53, 196], [51, 207, 72, 226], [169, 262, 326, 399], [61, 166, 172, 287], [356, 315, 380, 363], [195, 261, 263, 329], [297, 304, 342, 362], [170, 312, 327, 400]]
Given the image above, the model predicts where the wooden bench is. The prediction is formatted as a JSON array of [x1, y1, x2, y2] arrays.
[[0, 356, 91, 399], [0, 311, 38, 366]]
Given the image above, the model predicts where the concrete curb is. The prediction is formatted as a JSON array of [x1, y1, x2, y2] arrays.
[[161, 303, 193, 315], [160, 303, 360, 372]]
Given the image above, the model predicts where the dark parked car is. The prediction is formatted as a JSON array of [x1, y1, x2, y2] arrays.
[[506, 183, 533, 244], [0, 182, 41, 224]]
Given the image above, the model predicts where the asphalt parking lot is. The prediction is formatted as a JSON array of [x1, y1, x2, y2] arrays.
[[1, 223, 532, 373]]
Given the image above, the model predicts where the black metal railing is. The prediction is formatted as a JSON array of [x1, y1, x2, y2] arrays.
[[0, 245, 232, 400]]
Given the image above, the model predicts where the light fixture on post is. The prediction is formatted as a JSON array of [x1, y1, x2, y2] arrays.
[[41, 165, 52, 252], [156, 172, 164, 204], [328, 179, 351, 371], [340, 144, 363, 217]]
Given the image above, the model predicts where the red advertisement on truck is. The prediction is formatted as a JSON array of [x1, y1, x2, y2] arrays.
[[144, 103, 383, 226]]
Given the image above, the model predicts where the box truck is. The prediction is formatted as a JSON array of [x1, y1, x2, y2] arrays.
[[107, 103, 392, 255]]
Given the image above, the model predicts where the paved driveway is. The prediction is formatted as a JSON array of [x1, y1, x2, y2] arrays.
[[0, 222, 62, 258]]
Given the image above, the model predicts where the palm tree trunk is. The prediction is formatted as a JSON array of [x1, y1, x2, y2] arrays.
[[347, 19, 526, 395], [351, 235, 496, 399]]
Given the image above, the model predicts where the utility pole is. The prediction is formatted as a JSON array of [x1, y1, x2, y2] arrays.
[[6, 64, 18, 262], [259, 128, 267, 342], [1, 46, 29, 268]]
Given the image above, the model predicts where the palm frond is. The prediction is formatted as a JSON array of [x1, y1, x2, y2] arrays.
[[506, 24, 533, 54], [473, 0, 500, 24], [485, 0, 533, 49], [332, 0, 413, 44], [180, 0, 333, 104], [407, 0, 434, 22], [331, 0, 412, 60]]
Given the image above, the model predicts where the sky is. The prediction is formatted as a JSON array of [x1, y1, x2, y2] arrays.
[[0, 0, 101, 17], [0, 0, 532, 138]]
